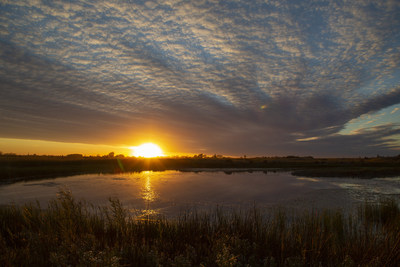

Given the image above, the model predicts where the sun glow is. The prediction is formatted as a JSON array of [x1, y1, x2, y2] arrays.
[[130, 143, 165, 158]]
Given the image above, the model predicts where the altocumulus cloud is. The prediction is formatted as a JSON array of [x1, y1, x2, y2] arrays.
[[0, 0, 399, 156]]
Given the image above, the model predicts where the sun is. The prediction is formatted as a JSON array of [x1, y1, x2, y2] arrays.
[[130, 143, 164, 158]]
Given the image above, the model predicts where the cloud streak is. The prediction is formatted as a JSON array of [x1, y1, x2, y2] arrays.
[[1, 0, 400, 156]]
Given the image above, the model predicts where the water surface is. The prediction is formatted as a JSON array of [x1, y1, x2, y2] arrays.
[[1, 170, 399, 216]]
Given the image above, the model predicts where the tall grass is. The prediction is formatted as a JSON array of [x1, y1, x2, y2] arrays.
[[1, 191, 399, 266]]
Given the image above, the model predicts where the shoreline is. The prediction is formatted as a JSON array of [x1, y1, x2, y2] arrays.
[[1, 155, 400, 184]]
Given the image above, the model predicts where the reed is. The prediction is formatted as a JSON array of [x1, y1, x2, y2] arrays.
[[1, 190, 399, 266]]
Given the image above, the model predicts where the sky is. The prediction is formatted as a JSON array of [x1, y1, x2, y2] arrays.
[[0, 0, 400, 157]]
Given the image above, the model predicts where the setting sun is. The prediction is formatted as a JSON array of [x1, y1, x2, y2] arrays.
[[130, 143, 164, 158]]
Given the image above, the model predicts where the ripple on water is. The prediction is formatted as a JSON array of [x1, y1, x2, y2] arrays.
[[1, 171, 399, 216], [24, 182, 59, 187]]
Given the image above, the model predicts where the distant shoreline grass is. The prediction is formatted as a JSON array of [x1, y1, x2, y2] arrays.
[[1, 154, 400, 183], [1, 190, 399, 266]]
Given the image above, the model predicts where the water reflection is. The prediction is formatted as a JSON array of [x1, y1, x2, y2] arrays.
[[296, 177, 320, 182], [141, 171, 157, 202], [1, 171, 400, 217], [139, 171, 159, 219]]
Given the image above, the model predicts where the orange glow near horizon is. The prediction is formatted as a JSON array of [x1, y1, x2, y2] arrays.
[[0, 137, 133, 156], [0, 137, 193, 157], [130, 143, 165, 158]]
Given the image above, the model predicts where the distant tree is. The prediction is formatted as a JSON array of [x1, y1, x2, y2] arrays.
[[108, 152, 115, 158], [66, 154, 83, 159]]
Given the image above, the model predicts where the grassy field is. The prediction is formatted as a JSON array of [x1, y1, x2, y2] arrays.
[[1, 190, 399, 266], [1, 154, 400, 183]]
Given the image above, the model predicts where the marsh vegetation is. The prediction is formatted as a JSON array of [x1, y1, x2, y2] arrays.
[[1, 190, 399, 266], [1, 154, 400, 184]]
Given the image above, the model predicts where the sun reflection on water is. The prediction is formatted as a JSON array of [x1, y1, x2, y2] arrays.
[[140, 171, 159, 219], [142, 172, 157, 202]]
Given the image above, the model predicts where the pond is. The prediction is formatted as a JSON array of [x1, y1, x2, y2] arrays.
[[1, 170, 399, 217]]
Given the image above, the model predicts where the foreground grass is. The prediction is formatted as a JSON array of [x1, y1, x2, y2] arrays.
[[1, 192, 400, 266]]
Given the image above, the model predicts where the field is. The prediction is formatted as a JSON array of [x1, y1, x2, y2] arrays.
[[1, 154, 400, 184], [1, 190, 399, 266]]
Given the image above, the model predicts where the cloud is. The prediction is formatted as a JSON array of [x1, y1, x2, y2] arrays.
[[289, 124, 400, 157], [0, 0, 399, 156]]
